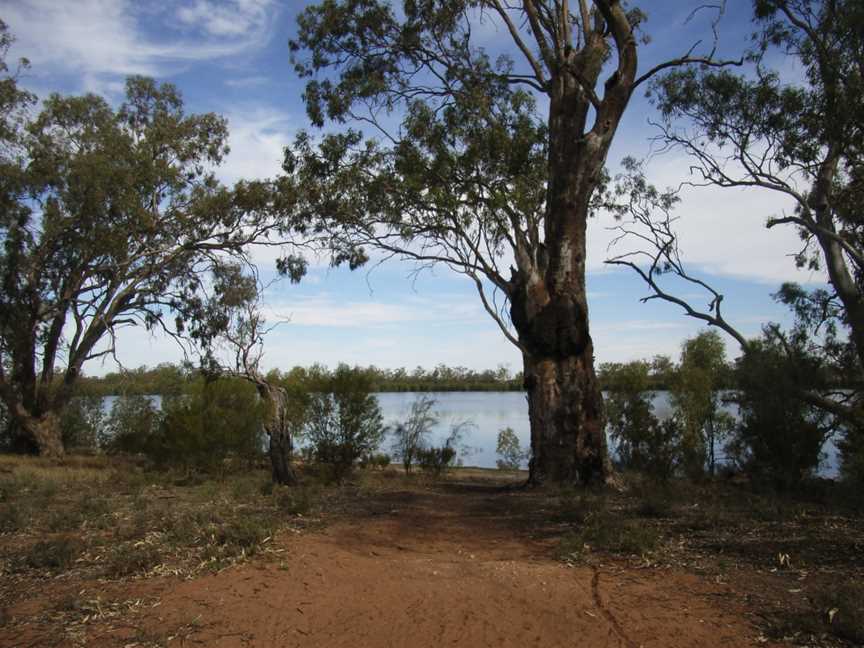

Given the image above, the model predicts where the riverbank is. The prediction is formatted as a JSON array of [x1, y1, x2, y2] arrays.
[[0, 456, 861, 647]]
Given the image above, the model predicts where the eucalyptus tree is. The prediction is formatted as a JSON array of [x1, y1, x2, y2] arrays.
[[285, 0, 735, 485], [607, 0, 864, 427], [670, 330, 731, 478], [0, 62, 293, 456], [208, 272, 307, 485]]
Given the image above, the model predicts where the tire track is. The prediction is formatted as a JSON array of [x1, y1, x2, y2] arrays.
[[591, 566, 638, 648]]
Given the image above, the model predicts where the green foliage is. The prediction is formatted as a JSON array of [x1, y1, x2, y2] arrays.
[[670, 330, 732, 479], [360, 452, 391, 471], [303, 365, 384, 479], [101, 394, 162, 455], [155, 378, 266, 472], [59, 396, 103, 451], [648, 0, 864, 469], [417, 446, 457, 477], [79, 362, 523, 395], [274, 484, 320, 516], [838, 425, 864, 487], [390, 395, 437, 473], [77, 363, 194, 398], [495, 427, 526, 471], [728, 335, 831, 490], [605, 361, 679, 481], [0, 23, 291, 454], [105, 543, 163, 578], [416, 422, 471, 477], [557, 505, 659, 561], [215, 515, 274, 557]]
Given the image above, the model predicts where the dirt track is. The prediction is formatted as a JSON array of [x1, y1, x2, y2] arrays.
[[71, 482, 777, 648]]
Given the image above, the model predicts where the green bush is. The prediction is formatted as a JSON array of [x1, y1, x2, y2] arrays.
[[670, 331, 732, 479], [728, 339, 830, 490], [102, 394, 162, 455], [417, 445, 457, 476], [304, 365, 384, 479], [360, 453, 391, 470], [605, 361, 680, 481], [151, 377, 267, 471], [557, 510, 659, 561], [60, 396, 104, 451], [495, 427, 527, 470], [389, 395, 437, 473], [216, 515, 273, 557]]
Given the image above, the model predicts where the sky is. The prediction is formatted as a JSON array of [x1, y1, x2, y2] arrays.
[[0, 0, 826, 376]]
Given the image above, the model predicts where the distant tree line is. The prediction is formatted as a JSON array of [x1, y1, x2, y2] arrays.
[[73, 363, 524, 396]]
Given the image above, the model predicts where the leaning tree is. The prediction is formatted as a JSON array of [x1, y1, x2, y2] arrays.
[[0, 53, 296, 455], [202, 270, 306, 485], [606, 0, 864, 427], [284, 0, 736, 485]]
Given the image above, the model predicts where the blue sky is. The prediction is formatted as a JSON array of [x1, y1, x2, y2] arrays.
[[2, 0, 824, 376]]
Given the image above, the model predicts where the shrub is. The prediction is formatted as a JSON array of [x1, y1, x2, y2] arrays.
[[838, 424, 864, 488], [417, 445, 457, 476], [670, 330, 731, 479], [390, 395, 437, 473], [24, 537, 82, 573], [360, 453, 391, 470], [101, 394, 162, 455], [275, 485, 320, 516], [152, 377, 267, 472], [216, 516, 273, 557], [557, 510, 659, 561], [727, 339, 830, 490], [105, 543, 163, 578], [605, 361, 680, 481], [60, 396, 104, 451], [304, 365, 384, 479], [0, 503, 26, 533], [495, 427, 527, 471]]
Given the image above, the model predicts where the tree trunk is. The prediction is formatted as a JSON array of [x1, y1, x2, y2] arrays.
[[269, 425, 297, 486], [259, 383, 298, 486], [508, 63, 620, 486], [523, 351, 611, 485], [20, 412, 64, 458]]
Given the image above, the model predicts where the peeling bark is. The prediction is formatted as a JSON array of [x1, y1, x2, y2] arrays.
[[20, 413, 64, 458], [258, 383, 298, 486]]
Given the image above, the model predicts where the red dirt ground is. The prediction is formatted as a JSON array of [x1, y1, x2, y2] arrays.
[[3, 481, 784, 648]]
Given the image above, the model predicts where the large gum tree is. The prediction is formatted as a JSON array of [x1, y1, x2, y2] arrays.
[[285, 0, 734, 485], [0, 46, 292, 456]]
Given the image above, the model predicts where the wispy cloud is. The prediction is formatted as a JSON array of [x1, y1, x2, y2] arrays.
[[224, 75, 271, 88], [264, 293, 486, 329], [176, 0, 273, 38], [5, 0, 279, 94]]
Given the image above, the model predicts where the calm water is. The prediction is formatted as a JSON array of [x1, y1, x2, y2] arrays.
[[375, 391, 841, 477], [102, 391, 842, 477]]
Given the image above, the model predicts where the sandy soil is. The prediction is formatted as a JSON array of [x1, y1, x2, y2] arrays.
[[3, 479, 783, 648]]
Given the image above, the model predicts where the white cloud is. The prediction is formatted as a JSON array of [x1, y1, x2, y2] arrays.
[[219, 104, 296, 185], [4, 0, 278, 94], [263, 292, 486, 329], [224, 75, 271, 88], [591, 152, 827, 286], [176, 0, 273, 38]]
